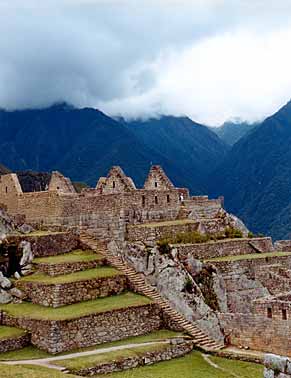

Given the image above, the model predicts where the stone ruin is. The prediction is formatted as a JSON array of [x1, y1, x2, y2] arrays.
[[0, 164, 291, 376]]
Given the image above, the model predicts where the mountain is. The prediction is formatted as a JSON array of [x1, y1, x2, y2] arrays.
[[123, 116, 229, 191], [209, 100, 291, 240], [211, 121, 258, 146], [0, 163, 10, 175], [0, 104, 228, 192]]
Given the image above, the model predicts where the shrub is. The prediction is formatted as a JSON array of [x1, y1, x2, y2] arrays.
[[225, 227, 243, 239], [157, 240, 172, 255], [184, 277, 194, 293], [248, 231, 254, 238]]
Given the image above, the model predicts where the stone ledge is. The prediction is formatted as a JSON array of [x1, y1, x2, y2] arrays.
[[16, 274, 128, 307], [1, 303, 163, 353], [0, 332, 30, 353], [35, 256, 107, 276], [68, 341, 194, 375]]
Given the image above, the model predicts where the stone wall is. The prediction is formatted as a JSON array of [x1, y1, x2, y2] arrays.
[[219, 313, 291, 357], [176, 237, 274, 261], [74, 341, 194, 376], [1, 304, 163, 353], [16, 274, 128, 307], [264, 354, 291, 378], [0, 332, 30, 353], [274, 240, 291, 252], [209, 255, 291, 275], [7, 231, 79, 257], [36, 257, 107, 276], [126, 221, 199, 243]]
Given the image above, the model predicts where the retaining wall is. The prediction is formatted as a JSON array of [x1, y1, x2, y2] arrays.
[[1, 304, 163, 353], [0, 332, 30, 353], [74, 341, 194, 376], [16, 274, 128, 307], [176, 237, 274, 261]]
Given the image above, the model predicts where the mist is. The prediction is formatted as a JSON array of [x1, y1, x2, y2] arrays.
[[1, 1, 291, 125]]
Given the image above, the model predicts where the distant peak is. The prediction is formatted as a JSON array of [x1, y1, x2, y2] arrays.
[[49, 102, 75, 111]]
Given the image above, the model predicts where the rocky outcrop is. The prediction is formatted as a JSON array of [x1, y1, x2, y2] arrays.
[[264, 353, 291, 377], [19, 240, 34, 275], [112, 241, 224, 343]]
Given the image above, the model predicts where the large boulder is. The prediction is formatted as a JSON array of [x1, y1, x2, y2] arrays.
[[109, 240, 224, 343], [0, 272, 11, 289], [0, 288, 12, 304]]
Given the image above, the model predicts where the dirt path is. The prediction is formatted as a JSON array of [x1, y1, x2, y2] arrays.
[[2, 340, 170, 371], [202, 353, 240, 378]]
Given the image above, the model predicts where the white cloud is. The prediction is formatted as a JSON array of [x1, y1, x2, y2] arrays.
[[1, 1, 291, 124]]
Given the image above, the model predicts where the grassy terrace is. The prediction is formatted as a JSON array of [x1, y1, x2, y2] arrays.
[[25, 231, 65, 237], [129, 219, 197, 228], [0, 292, 152, 321], [95, 351, 263, 378], [0, 364, 78, 378], [204, 251, 291, 263], [55, 343, 172, 370], [0, 326, 26, 340], [33, 249, 103, 265], [0, 330, 186, 361], [18, 266, 120, 285]]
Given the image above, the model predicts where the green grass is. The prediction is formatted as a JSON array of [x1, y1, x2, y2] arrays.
[[55, 343, 172, 370], [94, 351, 263, 378], [18, 266, 120, 285], [0, 346, 51, 361], [33, 249, 103, 265], [204, 251, 291, 262], [0, 292, 152, 321], [0, 330, 185, 361], [0, 326, 26, 340], [0, 364, 78, 378], [129, 219, 197, 228]]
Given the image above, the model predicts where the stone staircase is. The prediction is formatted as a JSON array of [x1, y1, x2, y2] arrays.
[[80, 232, 224, 352]]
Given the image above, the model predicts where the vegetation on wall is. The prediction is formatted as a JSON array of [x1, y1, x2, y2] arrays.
[[158, 227, 243, 246], [195, 266, 219, 311]]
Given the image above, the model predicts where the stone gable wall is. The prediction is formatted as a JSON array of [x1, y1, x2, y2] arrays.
[[1, 304, 163, 353], [16, 274, 128, 307]]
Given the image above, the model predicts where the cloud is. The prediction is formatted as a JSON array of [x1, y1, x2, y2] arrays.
[[1, 1, 291, 124]]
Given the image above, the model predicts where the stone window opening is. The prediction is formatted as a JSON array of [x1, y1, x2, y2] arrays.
[[113, 181, 116, 189], [267, 307, 272, 319], [282, 309, 287, 320], [142, 195, 145, 207], [57, 186, 60, 190], [155, 181, 158, 188], [5, 186, 8, 193], [155, 195, 158, 204], [167, 194, 170, 203]]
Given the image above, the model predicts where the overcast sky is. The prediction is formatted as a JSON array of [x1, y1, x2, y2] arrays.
[[1, 0, 291, 125]]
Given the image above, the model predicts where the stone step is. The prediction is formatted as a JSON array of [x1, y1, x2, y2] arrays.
[[80, 233, 225, 352]]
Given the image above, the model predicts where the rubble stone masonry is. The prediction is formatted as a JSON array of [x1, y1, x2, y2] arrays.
[[16, 274, 129, 307], [1, 304, 163, 353]]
